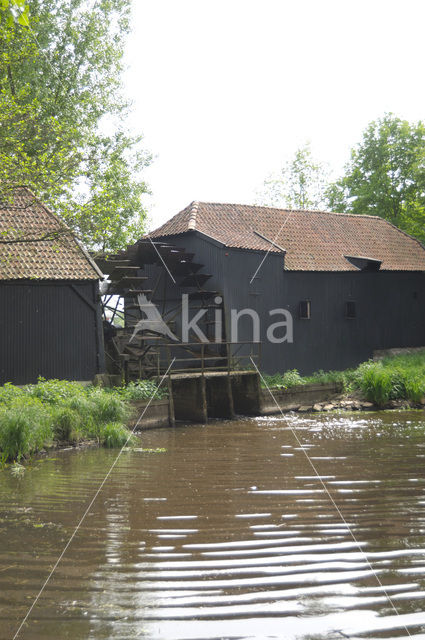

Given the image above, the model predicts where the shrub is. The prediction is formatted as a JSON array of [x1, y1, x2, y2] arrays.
[[30, 378, 86, 404], [113, 380, 168, 401], [262, 369, 305, 389], [0, 382, 26, 406]]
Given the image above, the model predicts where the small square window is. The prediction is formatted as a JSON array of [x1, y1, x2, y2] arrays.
[[345, 301, 356, 319], [299, 300, 311, 319]]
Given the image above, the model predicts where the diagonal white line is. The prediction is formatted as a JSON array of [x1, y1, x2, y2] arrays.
[[250, 211, 293, 284], [148, 236, 176, 284], [249, 357, 413, 638], [12, 359, 176, 640], [250, 250, 271, 284]]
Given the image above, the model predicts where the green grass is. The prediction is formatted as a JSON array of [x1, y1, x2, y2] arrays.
[[112, 380, 168, 401], [262, 349, 425, 407], [262, 368, 347, 390], [353, 353, 425, 406], [304, 369, 349, 385], [262, 370, 305, 389], [0, 399, 52, 463], [0, 377, 166, 463], [100, 422, 132, 448]]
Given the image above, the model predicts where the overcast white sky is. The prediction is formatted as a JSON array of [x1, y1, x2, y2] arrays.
[[124, 0, 425, 229]]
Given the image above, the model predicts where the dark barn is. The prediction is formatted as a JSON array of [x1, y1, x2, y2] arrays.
[[113, 202, 425, 377], [0, 188, 105, 385]]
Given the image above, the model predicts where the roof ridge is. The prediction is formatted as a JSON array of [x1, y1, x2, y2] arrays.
[[193, 201, 389, 221], [147, 200, 425, 272], [187, 200, 200, 230]]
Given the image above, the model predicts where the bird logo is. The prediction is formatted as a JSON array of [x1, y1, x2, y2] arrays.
[[129, 294, 179, 343]]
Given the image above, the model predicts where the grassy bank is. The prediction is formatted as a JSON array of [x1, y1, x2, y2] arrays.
[[262, 350, 425, 407], [0, 378, 166, 464]]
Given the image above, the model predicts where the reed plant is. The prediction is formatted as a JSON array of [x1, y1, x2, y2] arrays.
[[0, 399, 53, 462], [0, 378, 153, 463], [262, 349, 425, 407]]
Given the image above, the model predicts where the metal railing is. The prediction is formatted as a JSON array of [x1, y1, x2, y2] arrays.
[[118, 337, 261, 381], [162, 341, 261, 376]]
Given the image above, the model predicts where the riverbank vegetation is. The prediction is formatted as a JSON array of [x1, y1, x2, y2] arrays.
[[263, 350, 425, 408], [0, 378, 165, 464]]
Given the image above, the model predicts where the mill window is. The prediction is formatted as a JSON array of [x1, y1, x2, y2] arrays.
[[345, 300, 356, 319], [299, 300, 311, 320]]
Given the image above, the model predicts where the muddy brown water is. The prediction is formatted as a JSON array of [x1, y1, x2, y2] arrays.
[[1, 411, 425, 640]]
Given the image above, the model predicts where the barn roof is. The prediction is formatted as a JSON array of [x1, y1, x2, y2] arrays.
[[149, 201, 425, 271], [0, 188, 101, 280]]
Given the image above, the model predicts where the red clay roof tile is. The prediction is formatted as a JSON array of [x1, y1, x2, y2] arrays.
[[0, 188, 100, 280], [149, 202, 425, 271]]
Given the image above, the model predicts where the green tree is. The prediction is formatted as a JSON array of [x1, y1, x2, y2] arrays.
[[0, 0, 29, 26], [257, 143, 329, 210], [326, 114, 425, 243], [0, 19, 77, 200], [0, 0, 151, 253]]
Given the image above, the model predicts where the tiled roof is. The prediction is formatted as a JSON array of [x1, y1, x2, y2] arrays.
[[0, 188, 101, 280], [149, 201, 425, 271]]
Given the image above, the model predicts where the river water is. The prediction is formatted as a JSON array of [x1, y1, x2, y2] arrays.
[[1, 411, 425, 640]]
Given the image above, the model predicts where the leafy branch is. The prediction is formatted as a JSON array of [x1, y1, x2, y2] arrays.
[[0, 0, 151, 253], [0, 0, 29, 27]]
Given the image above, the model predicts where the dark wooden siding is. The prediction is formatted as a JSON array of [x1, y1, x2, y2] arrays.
[[260, 268, 425, 374], [0, 280, 103, 385], [220, 247, 425, 373], [143, 233, 425, 375]]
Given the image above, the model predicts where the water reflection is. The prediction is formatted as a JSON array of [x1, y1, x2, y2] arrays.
[[0, 411, 425, 639]]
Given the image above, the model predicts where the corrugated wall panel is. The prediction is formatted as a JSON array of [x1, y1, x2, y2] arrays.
[[133, 235, 425, 376], [0, 281, 101, 385]]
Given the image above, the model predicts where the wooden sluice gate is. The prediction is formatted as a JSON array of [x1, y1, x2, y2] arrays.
[[170, 371, 261, 424]]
